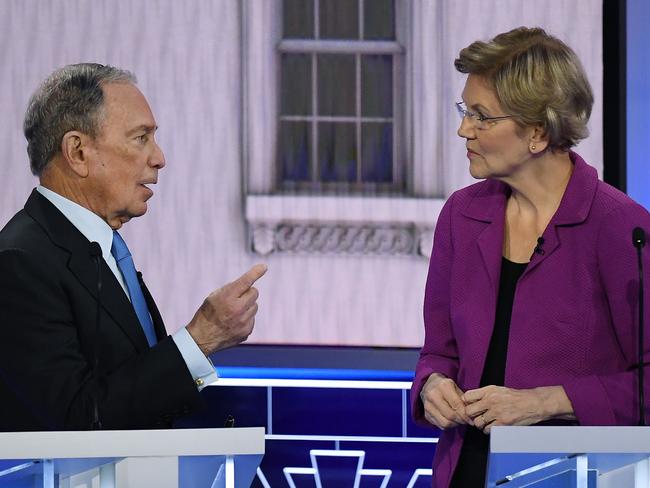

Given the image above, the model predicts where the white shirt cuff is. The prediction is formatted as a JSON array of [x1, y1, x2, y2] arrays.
[[172, 327, 219, 391]]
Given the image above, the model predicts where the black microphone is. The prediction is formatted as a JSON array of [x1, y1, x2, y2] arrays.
[[88, 242, 103, 430], [634, 227, 647, 248], [632, 227, 646, 426], [533, 237, 545, 255]]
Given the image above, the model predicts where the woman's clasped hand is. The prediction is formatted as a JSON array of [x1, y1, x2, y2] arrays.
[[421, 373, 575, 434]]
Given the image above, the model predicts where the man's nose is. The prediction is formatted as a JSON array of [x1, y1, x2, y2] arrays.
[[150, 141, 166, 169]]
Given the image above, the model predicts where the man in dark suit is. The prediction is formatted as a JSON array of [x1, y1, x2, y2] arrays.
[[0, 63, 266, 431]]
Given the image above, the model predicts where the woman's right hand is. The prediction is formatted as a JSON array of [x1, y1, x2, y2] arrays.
[[420, 373, 473, 429]]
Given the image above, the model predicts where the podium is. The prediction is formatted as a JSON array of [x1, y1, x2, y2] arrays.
[[488, 426, 650, 487], [0, 427, 264, 488]]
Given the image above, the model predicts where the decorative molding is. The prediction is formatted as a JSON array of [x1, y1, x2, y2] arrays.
[[417, 226, 434, 258], [250, 223, 434, 257], [251, 225, 276, 255], [246, 195, 442, 258]]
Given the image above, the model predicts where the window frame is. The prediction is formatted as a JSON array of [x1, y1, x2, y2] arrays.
[[242, 0, 445, 257], [277, 25, 406, 192]]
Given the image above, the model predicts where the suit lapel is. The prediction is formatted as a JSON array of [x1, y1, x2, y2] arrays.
[[456, 182, 509, 389], [25, 190, 150, 352], [462, 180, 509, 293], [476, 217, 505, 294]]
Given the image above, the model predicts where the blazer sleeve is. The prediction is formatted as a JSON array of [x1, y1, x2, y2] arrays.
[[562, 201, 650, 425], [0, 247, 203, 430], [410, 194, 461, 424]]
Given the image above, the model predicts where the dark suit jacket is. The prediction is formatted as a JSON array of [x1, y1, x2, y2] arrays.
[[0, 190, 203, 431]]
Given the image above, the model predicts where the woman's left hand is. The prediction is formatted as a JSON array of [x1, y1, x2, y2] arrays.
[[462, 385, 575, 434]]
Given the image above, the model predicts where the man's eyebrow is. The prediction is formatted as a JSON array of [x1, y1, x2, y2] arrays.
[[127, 124, 158, 135]]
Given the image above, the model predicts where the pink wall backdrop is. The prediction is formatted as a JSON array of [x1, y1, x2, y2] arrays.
[[0, 0, 602, 348]]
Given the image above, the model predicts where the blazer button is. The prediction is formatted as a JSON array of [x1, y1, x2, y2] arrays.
[[195, 378, 204, 387]]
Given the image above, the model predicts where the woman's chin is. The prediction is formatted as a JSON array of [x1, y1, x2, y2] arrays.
[[469, 162, 487, 180]]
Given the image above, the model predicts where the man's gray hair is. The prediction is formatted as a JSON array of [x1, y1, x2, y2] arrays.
[[23, 63, 136, 176]]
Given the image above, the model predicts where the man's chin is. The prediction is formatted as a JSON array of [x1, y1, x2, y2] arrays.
[[114, 205, 147, 227], [128, 204, 148, 219]]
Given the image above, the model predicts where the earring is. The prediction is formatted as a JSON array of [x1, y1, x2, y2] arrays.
[[530, 144, 536, 151]]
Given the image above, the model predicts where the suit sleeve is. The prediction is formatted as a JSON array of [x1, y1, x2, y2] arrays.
[[562, 202, 650, 425], [410, 194, 460, 424], [0, 248, 203, 430]]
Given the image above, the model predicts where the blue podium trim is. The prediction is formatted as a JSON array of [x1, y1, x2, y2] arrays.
[[215, 366, 414, 381]]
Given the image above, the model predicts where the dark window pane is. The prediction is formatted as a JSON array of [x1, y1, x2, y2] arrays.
[[320, 0, 358, 39], [361, 55, 393, 117], [281, 54, 312, 116], [283, 0, 314, 38], [319, 122, 357, 182], [318, 54, 355, 116], [362, 123, 393, 182], [364, 0, 395, 40], [279, 122, 312, 182]]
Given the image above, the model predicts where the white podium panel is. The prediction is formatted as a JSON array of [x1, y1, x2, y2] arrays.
[[0, 427, 264, 488], [488, 426, 650, 488]]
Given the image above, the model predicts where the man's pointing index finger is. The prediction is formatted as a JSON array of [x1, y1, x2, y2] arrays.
[[231, 264, 268, 296]]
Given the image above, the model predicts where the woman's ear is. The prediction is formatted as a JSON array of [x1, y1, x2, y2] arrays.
[[529, 125, 549, 154]]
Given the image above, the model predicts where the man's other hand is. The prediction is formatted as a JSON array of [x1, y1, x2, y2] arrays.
[[187, 264, 267, 355]]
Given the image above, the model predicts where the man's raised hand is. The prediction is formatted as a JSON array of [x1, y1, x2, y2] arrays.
[[187, 264, 268, 355]]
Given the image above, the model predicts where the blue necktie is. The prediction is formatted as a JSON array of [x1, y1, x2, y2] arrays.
[[111, 231, 157, 347]]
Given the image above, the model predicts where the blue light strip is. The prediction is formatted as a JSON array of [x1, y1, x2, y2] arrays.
[[215, 366, 414, 381], [266, 434, 438, 444], [627, 0, 650, 209], [214, 377, 412, 389]]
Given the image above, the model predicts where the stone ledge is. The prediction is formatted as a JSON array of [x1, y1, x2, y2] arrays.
[[245, 195, 444, 257]]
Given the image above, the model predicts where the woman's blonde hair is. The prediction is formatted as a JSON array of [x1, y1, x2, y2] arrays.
[[455, 27, 593, 150]]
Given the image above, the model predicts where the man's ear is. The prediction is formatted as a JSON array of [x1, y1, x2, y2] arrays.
[[61, 131, 94, 178]]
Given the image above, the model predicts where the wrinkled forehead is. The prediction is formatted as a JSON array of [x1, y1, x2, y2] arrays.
[[98, 82, 157, 134]]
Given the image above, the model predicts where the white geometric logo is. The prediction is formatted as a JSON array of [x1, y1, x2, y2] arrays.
[[286, 450, 390, 488], [255, 449, 432, 487]]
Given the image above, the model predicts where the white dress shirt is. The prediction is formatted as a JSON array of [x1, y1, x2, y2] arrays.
[[36, 186, 218, 390]]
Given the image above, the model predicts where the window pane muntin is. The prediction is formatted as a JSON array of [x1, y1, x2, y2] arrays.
[[278, 39, 403, 55], [280, 115, 393, 123]]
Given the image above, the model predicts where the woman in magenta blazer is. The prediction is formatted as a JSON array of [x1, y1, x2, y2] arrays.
[[411, 27, 650, 487]]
